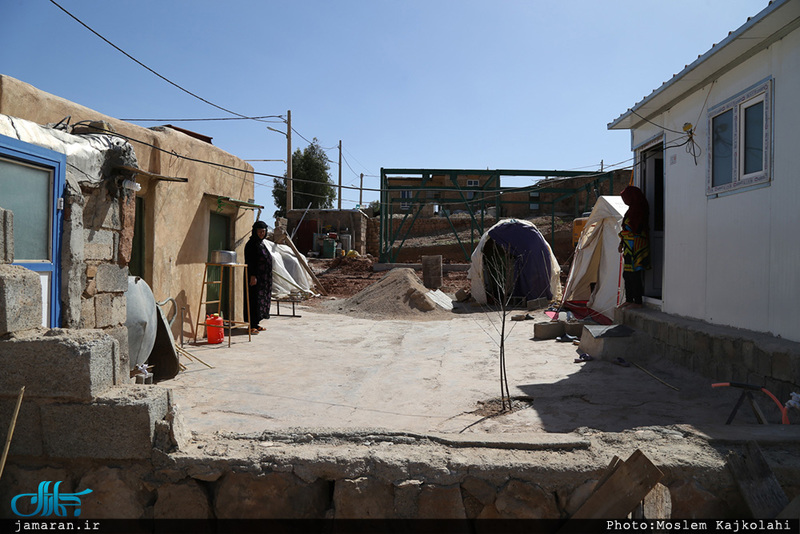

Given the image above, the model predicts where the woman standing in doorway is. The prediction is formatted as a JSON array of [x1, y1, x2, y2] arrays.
[[244, 221, 272, 333], [618, 186, 650, 308]]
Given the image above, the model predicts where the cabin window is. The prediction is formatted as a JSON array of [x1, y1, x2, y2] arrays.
[[707, 79, 771, 195]]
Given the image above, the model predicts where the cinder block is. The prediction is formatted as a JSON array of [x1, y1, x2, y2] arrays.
[[95, 292, 114, 327], [40, 386, 169, 459], [84, 229, 114, 261], [104, 325, 128, 383], [83, 189, 121, 231], [0, 264, 42, 335], [0, 208, 13, 263], [578, 324, 636, 360], [533, 321, 563, 340], [95, 264, 129, 292], [81, 296, 97, 328], [111, 294, 127, 325], [0, 396, 43, 456], [0, 330, 115, 400]]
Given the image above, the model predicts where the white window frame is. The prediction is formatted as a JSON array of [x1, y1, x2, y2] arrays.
[[529, 191, 540, 211], [400, 190, 412, 210], [707, 79, 771, 195]]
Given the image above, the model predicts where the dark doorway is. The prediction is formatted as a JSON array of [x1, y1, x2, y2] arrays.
[[639, 143, 664, 299], [130, 196, 145, 278], [207, 212, 231, 318]]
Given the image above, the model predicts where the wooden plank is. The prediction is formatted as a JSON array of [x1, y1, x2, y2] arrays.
[[727, 440, 788, 519], [594, 456, 623, 492], [571, 450, 664, 519], [642, 482, 672, 519]]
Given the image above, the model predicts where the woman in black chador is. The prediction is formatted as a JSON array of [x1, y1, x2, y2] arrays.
[[244, 221, 272, 334]]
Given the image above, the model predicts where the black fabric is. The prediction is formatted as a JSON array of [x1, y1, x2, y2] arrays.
[[623, 269, 644, 304], [244, 236, 272, 327]]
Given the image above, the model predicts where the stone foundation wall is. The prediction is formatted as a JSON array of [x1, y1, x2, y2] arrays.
[[4, 428, 799, 520], [616, 308, 800, 404]]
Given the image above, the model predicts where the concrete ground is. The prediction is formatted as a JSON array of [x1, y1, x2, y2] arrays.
[[166, 304, 780, 438]]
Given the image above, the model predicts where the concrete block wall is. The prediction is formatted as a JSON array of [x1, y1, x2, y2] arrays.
[[78, 186, 130, 373], [0, 329, 174, 460], [616, 308, 800, 404]]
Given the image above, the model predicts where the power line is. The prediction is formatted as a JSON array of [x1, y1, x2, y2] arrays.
[[343, 147, 373, 175], [120, 116, 285, 123], [48, 0, 273, 124], [341, 153, 360, 178]]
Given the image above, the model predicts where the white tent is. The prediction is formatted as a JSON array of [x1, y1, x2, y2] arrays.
[[560, 196, 626, 323], [468, 219, 562, 305], [264, 240, 315, 298]]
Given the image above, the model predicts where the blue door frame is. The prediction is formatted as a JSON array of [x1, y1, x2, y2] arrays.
[[0, 133, 66, 327]]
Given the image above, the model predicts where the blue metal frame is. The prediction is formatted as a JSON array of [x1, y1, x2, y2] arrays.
[[0, 133, 66, 327]]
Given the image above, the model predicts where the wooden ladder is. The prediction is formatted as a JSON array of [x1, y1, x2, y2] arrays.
[[194, 262, 251, 347]]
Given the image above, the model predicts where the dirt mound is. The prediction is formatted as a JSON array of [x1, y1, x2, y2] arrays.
[[328, 255, 376, 275], [331, 268, 453, 320]]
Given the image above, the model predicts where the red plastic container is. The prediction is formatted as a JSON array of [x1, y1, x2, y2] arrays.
[[206, 314, 224, 344]]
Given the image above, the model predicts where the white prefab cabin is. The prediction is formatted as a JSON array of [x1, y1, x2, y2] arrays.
[[609, 0, 800, 342]]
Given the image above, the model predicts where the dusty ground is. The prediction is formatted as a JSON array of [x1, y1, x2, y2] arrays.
[[163, 260, 800, 493], [166, 261, 799, 482]]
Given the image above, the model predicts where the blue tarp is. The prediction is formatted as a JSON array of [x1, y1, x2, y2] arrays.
[[485, 220, 554, 301]]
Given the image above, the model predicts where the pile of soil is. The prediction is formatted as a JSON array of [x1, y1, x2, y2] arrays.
[[311, 256, 386, 297], [310, 257, 471, 299], [324, 268, 454, 320]]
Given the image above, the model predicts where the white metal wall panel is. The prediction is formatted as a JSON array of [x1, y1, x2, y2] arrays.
[[631, 35, 800, 342]]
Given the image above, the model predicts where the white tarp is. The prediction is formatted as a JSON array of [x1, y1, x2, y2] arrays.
[[265, 240, 315, 298], [468, 219, 562, 305], [561, 196, 626, 321]]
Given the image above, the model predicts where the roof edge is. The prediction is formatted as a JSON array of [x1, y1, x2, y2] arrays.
[[608, 0, 793, 130]]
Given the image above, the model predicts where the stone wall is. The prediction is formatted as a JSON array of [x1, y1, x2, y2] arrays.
[[286, 209, 369, 256], [4, 428, 798, 520]]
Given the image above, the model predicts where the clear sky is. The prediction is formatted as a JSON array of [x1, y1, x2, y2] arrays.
[[1, 0, 768, 221]]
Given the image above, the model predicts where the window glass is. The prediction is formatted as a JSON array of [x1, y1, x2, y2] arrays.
[[0, 158, 52, 260], [711, 109, 733, 187], [743, 101, 764, 175]]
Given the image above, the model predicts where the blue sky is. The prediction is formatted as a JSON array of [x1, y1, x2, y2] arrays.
[[1, 0, 767, 219]]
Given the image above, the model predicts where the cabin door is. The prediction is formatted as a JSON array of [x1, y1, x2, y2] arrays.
[[639, 142, 664, 299]]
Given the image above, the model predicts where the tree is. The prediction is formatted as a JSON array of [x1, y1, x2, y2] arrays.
[[272, 138, 336, 218], [368, 199, 381, 217]]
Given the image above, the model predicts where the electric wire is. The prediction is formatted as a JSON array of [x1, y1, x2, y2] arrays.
[[47, 0, 273, 124], [120, 116, 285, 123], [628, 109, 686, 135]]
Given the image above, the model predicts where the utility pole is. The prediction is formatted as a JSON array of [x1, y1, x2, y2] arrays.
[[337, 140, 342, 210], [359, 173, 363, 208], [286, 110, 293, 212]]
